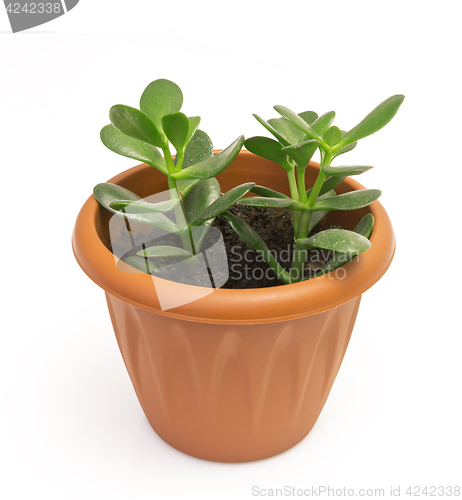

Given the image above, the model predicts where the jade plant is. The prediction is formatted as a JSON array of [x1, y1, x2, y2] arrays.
[[93, 79, 252, 274], [223, 94, 404, 283], [94, 78, 404, 285]]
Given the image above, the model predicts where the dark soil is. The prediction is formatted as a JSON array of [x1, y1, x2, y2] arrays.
[[113, 206, 337, 289], [212, 206, 336, 288]]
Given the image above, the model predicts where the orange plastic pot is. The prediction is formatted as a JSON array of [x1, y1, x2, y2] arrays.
[[72, 151, 395, 462]]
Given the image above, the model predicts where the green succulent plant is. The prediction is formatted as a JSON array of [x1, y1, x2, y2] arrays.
[[94, 79, 403, 286], [93, 79, 252, 273], [226, 94, 405, 284]]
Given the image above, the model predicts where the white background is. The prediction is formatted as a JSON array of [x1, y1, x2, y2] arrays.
[[1, 1, 461, 499]]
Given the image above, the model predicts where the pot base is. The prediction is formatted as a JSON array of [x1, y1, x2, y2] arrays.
[[106, 292, 361, 462]]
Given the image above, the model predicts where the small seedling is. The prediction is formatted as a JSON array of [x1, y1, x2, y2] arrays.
[[225, 94, 404, 283], [93, 79, 252, 273]]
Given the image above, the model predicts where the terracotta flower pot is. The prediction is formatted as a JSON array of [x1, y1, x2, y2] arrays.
[[72, 151, 395, 462]]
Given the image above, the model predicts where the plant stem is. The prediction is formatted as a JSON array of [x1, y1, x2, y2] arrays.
[[289, 239, 307, 283], [307, 151, 333, 207], [296, 209, 311, 239], [162, 144, 196, 253], [162, 146, 176, 174], [297, 168, 308, 204], [289, 151, 334, 282], [288, 167, 299, 200], [167, 173, 195, 255], [287, 167, 300, 234], [289, 210, 312, 282], [175, 153, 184, 173]]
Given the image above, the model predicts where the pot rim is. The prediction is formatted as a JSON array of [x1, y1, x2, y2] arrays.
[[72, 151, 395, 324]]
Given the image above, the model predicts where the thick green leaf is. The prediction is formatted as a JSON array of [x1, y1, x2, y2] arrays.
[[117, 211, 178, 232], [189, 224, 214, 253], [100, 124, 168, 174], [180, 129, 214, 169], [334, 141, 357, 157], [298, 228, 371, 254], [307, 190, 336, 233], [93, 183, 178, 232], [282, 139, 319, 169], [253, 114, 290, 146], [125, 255, 160, 274], [253, 110, 333, 150], [319, 175, 346, 195], [140, 79, 183, 135], [137, 245, 192, 259], [177, 179, 200, 198], [172, 135, 244, 180], [223, 212, 290, 283], [333, 130, 357, 157], [109, 105, 165, 148], [268, 117, 303, 145], [299, 111, 319, 125], [94, 182, 140, 210], [267, 110, 317, 145], [333, 94, 405, 151], [312, 189, 381, 211], [353, 212, 374, 238], [185, 116, 201, 145], [244, 136, 292, 171], [191, 182, 255, 225], [250, 185, 289, 199], [306, 175, 346, 199], [314, 213, 375, 277], [162, 112, 190, 154], [239, 196, 306, 210], [323, 126, 342, 147], [183, 178, 221, 224], [321, 164, 373, 176], [109, 198, 178, 213], [273, 105, 322, 141], [311, 111, 336, 135]]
